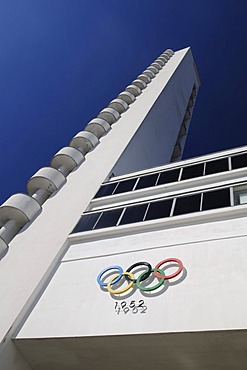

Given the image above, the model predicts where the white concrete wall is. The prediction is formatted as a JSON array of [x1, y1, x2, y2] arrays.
[[16, 213, 247, 338], [0, 47, 199, 370], [112, 48, 198, 175], [0, 47, 198, 341]]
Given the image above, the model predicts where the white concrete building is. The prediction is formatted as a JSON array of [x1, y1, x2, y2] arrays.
[[1, 47, 246, 369]]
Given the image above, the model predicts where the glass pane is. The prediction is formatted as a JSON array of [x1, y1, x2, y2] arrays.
[[235, 191, 247, 205], [71, 213, 101, 233], [94, 208, 123, 229], [173, 194, 201, 215], [145, 199, 173, 220], [157, 169, 180, 185], [202, 189, 230, 211], [181, 163, 204, 180], [231, 153, 247, 169], [234, 186, 247, 205], [135, 173, 159, 190], [205, 158, 229, 175], [94, 183, 118, 198], [119, 204, 148, 225], [113, 178, 137, 194]]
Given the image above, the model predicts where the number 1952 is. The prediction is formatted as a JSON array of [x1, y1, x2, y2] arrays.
[[115, 300, 147, 314]]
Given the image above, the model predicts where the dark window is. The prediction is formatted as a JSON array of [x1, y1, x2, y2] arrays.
[[181, 163, 204, 180], [205, 158, 229, 175], [71, 213, 101, 233], [135, 173, 159, 190], [94, 208, 123, 229], [119, 204, 148, 225], [231, 153, 247, 170], [145, 199, 173, 220], [94, 183, 118, 198], [202, 189, 230, 211], [173, 194, 201, 215], [157, 169, 180, 185], [113, 178, 137, 194]]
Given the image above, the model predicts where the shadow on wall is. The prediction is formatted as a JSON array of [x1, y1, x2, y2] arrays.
[[97, 259, 187, 300]]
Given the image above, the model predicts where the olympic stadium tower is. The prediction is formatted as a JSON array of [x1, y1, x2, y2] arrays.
[[1, 47, 247, 369]]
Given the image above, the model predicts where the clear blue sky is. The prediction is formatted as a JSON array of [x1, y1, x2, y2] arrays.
[[0, 0, 247, 204]]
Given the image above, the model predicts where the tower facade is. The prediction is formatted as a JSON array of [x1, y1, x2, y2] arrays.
[[3, 47, 246, 369]]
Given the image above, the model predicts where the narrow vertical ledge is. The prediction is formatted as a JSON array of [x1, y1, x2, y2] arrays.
[[84, 118, 111, 139], [27, 168, 66, 197], [50, 147, 84, 176], [70, 131, 99, 155]]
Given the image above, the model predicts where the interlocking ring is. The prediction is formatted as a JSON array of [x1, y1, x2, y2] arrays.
[[136, 268, 165, 291], [107, 272, 135, 294], [154, 258, 183, 280], [97, 258, 183, 295], [97, 265, 123, 287], [125, 262, 152, 282]]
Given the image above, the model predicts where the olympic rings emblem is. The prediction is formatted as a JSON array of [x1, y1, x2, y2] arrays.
[[97, 258, 183, 295]]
